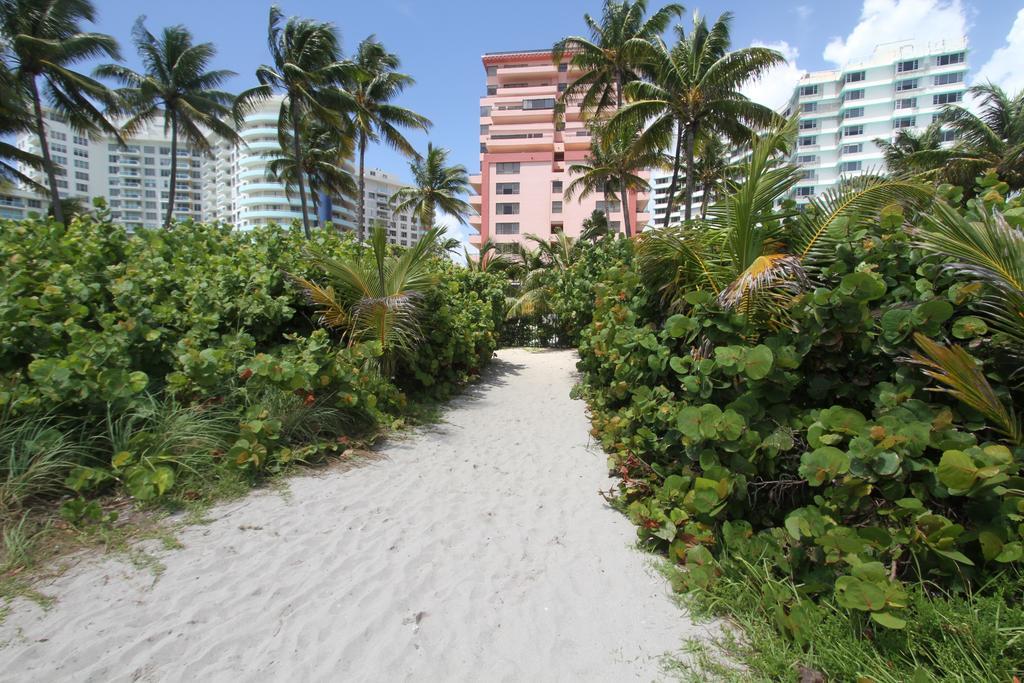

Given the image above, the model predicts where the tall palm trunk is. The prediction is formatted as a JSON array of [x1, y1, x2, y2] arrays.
[[700, 182, 711, 219], [29, 77, 63, 225], [618, 172, 632, 238], [356, 132, 366, 242], [291, 104, 311, 239], [163, 110, 179, 229], [663, 122, 683, 228], [683, 124, 696, 222]]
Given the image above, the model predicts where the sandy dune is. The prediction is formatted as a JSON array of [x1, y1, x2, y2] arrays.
[[0, 349, 712, 682]]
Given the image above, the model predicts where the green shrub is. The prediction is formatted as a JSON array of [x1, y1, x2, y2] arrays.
[[0, 213, 503, 509]]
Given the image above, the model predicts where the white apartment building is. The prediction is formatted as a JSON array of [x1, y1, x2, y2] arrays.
[[784, 38, 968, 202], [362, 168, 431, 247], [13, 98, 429, 246], [17, 110, 204, 228]]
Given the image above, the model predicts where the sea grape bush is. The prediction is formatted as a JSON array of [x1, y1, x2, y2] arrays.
[[0, 212, 503, 507], [562, 188, 1024, 634]]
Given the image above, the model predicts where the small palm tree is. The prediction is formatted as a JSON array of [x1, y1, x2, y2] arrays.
[[265, 120, 356, 225], [690, 135, 731, 219], [923, 84, 1024, 193], [611, 11, 785, 224], [343, 36, 431, 242], [96, 18, 241, 229], [235, 5, 353, 238], [0, 0, 121, 225], [553, 0, 683, 115], [391, 142, 472, 227], [566, 122, 656, 237], [581, 210, 611, 242], [873, 122, 947, 177], [637, 120, 931, 330], [295, 225, 443, 375]]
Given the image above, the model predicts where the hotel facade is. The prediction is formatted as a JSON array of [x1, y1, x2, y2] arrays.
[[784, 38, 968, 202], [470, 49, 649, 248], [12, 98, 429, 245]]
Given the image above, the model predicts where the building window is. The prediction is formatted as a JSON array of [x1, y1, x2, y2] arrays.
[[595, 200, 621, 213], [51, 143, 66, 153], [480, 105, 491, 117], [940, 129, 956, 143], [897, 59, 919, 73], [845, 71, 865, 83], [552, 180, 563, 193], [486, 86, 497, 96], [795, 186, 815, 197], [495, 202, 520, 215], [558, 63, 568, 72], [895, 78, 918, 92], [895, 97, 917, 109], [495, 222, 519, 235], [796, 154, 816, 163], [933, 92, 963, 105], [936, 52, 965, 66], [845, 89, 865, 101], [893, 117, 916, 129], [799, 84, 818, 96], [934, 72, 963, 86], [844, 107, 864, 119], [798, 135, 817, 147], [557, 83, 566, 92], [480, 124, 489, 134], [74, 171, 88, 180], [480, 143, 487, 153], [800, 102, 817, 113], [522, 98, 555, 110], [841, 143, 863, 154], [76, 183, 87, 192], [73, 159, 88, 168], [839, 161, 862, 172], [843, 125, 864, 137], [495, 182, 519, 194], [50, 131, 66, 141], [495, 162, 520, 174], [551, 200, 562, 214], [799, 119, 817, 130]]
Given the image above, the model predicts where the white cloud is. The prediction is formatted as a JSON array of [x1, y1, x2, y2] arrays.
[[973, 8, 1024, 93], [741, 41, 806, 111], [823, 0, 967, 66]]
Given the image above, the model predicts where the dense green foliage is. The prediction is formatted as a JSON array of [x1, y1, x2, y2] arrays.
[[529, 181, 1024, 679], [0, 209, 502, 512]]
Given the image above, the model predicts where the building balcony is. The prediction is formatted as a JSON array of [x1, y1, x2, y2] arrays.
[[489, 104, 556, 124], [487, 132, 553, 152], [469, 194, 482, 209], [469, 174, 482, 192], [497, 63, 558, 81], [495, 84, 556, 98], [564, 130, 591, 151]]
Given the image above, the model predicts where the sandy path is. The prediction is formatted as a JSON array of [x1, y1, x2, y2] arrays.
[[0, 349, 710, 682]]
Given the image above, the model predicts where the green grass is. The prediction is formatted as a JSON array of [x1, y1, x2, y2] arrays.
[[663, 555, 1024, 682]]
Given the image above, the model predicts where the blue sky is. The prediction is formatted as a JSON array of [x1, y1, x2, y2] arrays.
[[84, 0, 1024, 243]]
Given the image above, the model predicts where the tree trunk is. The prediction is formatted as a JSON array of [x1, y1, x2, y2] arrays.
[[615, 68, 623, 110], [163, 110, 179, 229], [662, 121, 684, 228], [356, 133, 366, 242], [619, 172, 631, 238], [683, 125, 697, 222], [291, 108, 311, 239], [30, 77, 63, 225], [700, 182, 711, 220]]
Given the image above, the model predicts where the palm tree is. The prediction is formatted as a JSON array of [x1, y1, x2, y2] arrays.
[[264, 120, 356, 225], [566, 122, 657, 237], [235, 5, 352, 238], [611, 11, 785, 224], [391, 142, 471, 227], [873, 122, 947, 177], [0, 62, 45, 189], [343, 36, 431, 242], [690, 135, 731, 219], [96, 19, 241, 229], [637, 120, 931, 329], [0, 0, 121, 225], [581, 209, 611, 242], [919, 84, 1024, 193], [553, 0, 683, 116], [294, 224, 443, 375]]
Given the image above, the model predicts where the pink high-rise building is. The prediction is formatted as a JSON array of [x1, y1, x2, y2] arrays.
[[469, 49, 649, 248]]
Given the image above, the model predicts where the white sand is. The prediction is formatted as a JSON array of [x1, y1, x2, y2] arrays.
[[0, 349, 713, 682]]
